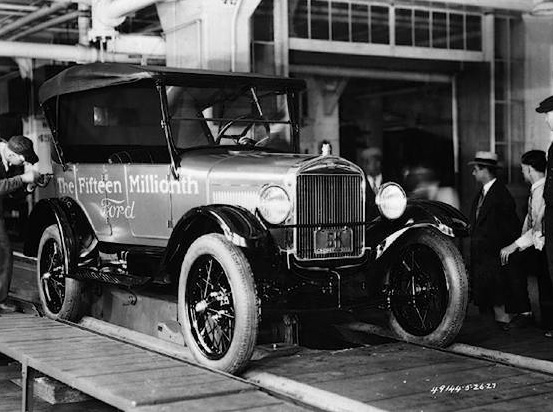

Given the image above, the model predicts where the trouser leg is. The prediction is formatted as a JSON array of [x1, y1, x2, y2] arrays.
[[504, 251, 531, 314], [544, 208, 553, 292], [538, 250, 553, 329], [0, 218, 13, 303]]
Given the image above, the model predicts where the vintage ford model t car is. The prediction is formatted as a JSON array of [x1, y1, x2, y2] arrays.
[[25, 63, 469, 374]]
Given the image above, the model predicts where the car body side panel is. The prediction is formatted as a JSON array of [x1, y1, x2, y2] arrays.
[[55, 163, 112, 236]]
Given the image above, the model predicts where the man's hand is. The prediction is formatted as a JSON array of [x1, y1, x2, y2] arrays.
[[500, 243, 518, 266], [21, 163, 40, 184]]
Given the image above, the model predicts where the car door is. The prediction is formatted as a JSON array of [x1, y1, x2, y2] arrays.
[[123, 163, 173, 245]]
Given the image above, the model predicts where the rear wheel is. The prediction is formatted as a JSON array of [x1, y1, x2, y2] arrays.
[[387, 229, 468, 346], [178, 234, 258, 374], [36, 225, 87, 320]]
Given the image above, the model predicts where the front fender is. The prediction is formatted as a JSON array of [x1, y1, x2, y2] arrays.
[[366, 199, 468, 259], [160, 204, 270, 283]]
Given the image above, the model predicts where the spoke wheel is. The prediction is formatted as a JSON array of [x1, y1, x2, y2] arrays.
[[389, 243, 448, 336], [36, 225, 86, 320], [39, 238, 67, 314], [179, 234, 258, 374], [387, 229, 468, 346], [186, 255, 235, 360]]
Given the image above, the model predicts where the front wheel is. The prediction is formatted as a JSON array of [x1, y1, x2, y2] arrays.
[[387, 229, 468, 346], [36, 224, 87, 320], [178, 234, 258, 374]]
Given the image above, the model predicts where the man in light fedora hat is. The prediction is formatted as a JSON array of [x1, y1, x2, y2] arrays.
[[469, 151, 521, 328]]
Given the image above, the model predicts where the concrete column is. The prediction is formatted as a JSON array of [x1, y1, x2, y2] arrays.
[[302, 76, 347, 155], [273, 0, 289, 76], [524, 14, 553, 151], [156, 0, 261, 70]]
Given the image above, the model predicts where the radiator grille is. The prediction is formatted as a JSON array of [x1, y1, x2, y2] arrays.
[[296, 173, 364, 260]]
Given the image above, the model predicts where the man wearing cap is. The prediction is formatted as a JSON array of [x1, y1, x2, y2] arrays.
[[0, 135, 40, 313], [469, 151, 521, 327]]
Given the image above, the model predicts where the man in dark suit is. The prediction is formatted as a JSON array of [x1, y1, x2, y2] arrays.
[[469, 151, 521, 327], [360, 147, 383, 221], [537, 96, 553, 336]]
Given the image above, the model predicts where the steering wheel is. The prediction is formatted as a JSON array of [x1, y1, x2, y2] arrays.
[[215, 114, 257, 145]]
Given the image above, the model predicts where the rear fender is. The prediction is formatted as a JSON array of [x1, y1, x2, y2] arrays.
[[160, 204, 270, 283]]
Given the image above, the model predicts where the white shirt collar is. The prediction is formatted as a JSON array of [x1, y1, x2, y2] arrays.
[[531, 177, 546, 191], [0, 143, 8, 172], [482, 178, 496, 196], [368, 173, 382, 185]]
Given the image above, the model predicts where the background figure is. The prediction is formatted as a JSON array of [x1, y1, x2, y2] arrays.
[[536, 96, 553, 336], [0, 135, 40, 312], [359, 147, 383, 221], [500, 151, 547, 329], [468, 151, 521, 327], [402, 165, 460, 209], [319, 140, 332, 156]]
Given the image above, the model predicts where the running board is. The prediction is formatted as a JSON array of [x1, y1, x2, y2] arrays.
[[70, 267, 150, 287]]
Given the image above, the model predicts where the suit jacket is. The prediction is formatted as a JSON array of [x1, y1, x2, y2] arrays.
[[545, 142, 553, 206], [0, 159, 25, 216], [365, 174, 383, 221], [470, 179, 520, 275]]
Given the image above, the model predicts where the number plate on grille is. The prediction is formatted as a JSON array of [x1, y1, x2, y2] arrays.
[[314, 227, 353, 255]]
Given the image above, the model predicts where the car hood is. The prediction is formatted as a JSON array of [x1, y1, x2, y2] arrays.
[[178, 149, 362, 210]]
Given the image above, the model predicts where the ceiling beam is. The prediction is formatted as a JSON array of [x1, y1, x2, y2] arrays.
[[0, 2, 70, 38]]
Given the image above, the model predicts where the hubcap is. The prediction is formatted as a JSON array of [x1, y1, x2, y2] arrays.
[[186, 255, 235, 360]]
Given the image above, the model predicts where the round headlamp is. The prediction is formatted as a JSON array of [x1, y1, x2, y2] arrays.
[[258, 185, 291, 224], [375, 183, 407, 220]]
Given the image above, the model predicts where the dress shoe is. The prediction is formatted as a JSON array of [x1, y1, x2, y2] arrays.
[[495, 321, 510, 331], [504, 314, 533, 330], [0, 301, 17, 313]]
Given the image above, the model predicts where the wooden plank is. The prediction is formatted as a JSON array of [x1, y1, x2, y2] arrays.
[[295, 358, 466, 387], [0, 329, 90, 343], [4, 336, 109, 351], [456, 386, 553, 411], [33, 357, 179, 380], [12, 342, 129, 360], [37, 350, 161, 367], [132, 390, 301, 412], [253, 344, 475, 382], [52, 347, 170, 371], [110, 379, 253, 407], [370, 368, 553, 411], [82, 367, 227, 387], [71, 361, 204, 380], [0, 363, 20, 380], [313, 363, 523, 403]]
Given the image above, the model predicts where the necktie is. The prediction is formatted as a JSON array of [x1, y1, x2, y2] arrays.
[[528, 189, 533, 229], [476, 189, 485, 219], [369, 177, 378, 194]]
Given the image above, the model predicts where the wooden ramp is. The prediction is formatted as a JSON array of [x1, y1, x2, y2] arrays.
[[0, 313, 306, 412], [249, 341, 553, 411]]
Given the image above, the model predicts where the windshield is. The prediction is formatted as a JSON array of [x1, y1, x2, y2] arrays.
[[166, 85, 294, 152]]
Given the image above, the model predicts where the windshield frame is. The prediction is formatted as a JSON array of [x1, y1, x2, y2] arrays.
[[161, 81, 302, 154]]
